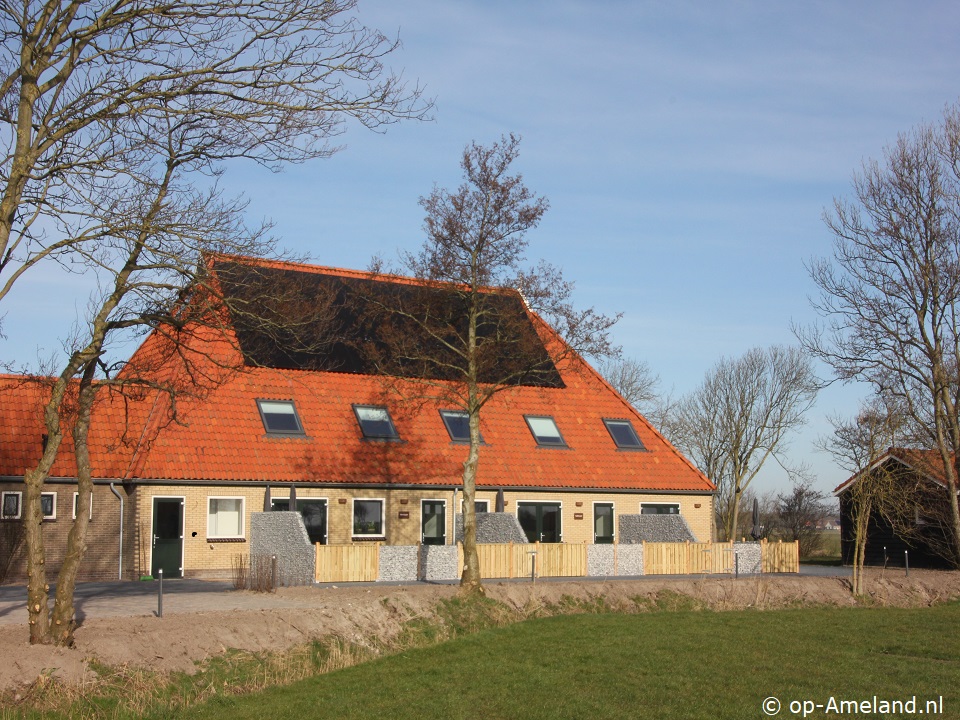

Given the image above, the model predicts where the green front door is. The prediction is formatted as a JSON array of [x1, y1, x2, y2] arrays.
[[151, 497, 183, 578], [421, 500, 446, 545], [517, 502, 562, 543]]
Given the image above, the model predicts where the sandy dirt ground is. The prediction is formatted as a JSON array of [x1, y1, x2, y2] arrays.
[[1, 569, 958, 692]]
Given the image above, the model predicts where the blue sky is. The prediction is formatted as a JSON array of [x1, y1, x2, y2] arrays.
[[5, 1, 960, 498]]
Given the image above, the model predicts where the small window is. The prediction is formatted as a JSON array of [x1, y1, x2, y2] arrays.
[[604, 419, 645, 449], [641, 503, 680, 515], [353, 405, 400, 440], [73, 492, 93, 520], [40, 492, 56, 520], [257, 400, 305, 435], [524, 415, 566, 446], [1, 491, 21, 519], [462, 499, 490, 514], [439, 410, 478, 443], [207, 497, 244, 538], [353, 499, 385, 537]]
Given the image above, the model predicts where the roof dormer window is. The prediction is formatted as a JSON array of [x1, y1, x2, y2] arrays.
[[257, 400, 305, 435], [354, 405, 400, 440], [524, 415, 566, 447], [604, 419, 645, 449], [440, 409, 483, 443]]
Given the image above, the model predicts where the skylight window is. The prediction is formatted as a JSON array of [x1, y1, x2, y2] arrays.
[[524, 415, 566, 447], [604, 419, 645, 449], [440, 410, 482, 443], [257, 400, 305, 435], [354, 405, 400, 440]]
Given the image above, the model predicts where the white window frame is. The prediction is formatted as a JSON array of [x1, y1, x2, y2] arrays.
[[207, 496, 246, 539], [1, 491, 22, 520], [73, 492, 93, 520], [351, 497, 386, 538], [40, 491, 57, 520], [640, 502, 681, 515], [474, 499, 490, 513], [592, 501, 615, 543]]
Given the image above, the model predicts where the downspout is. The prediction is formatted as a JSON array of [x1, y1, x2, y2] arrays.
[[109, 483, 123, 580], [451, 488, 458, 546]]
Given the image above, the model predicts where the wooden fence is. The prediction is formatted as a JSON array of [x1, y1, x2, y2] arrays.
[[460, 542, 588, 579], [315, 543, 379, 583], [643, 541, 735, 575], [760, 539, 800, 574], [313, 539, 799, 583]]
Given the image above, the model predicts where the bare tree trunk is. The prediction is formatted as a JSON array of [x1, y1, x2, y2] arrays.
[[49, 365, 96, 644], [22, 471, 50, 644], [23, 227, 151, 644], [23, 381, 71, 644], [460, 397, 483, 595], [727, 487, 742, 542], [851, 495, 872, 596]]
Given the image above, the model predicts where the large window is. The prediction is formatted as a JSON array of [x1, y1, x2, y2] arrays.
[[594, 503, 614, 544], [257, 400, 305, 435], [603, 419, 645, 450], [353, 406, 400, 440], [1, 491, 21, 519], [271, 498, 328, 545], [640, 503, 680, 515], [207, 497, 244, 538], [352, 499, 385, 537], [517, 501, 562, 543], [524, 416, 567, 447]]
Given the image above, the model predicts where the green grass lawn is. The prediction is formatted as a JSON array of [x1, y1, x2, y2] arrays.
[[182, 602, 960, 720]]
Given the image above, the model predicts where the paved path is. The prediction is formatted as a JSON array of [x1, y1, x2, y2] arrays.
[[0, 565, 849, 626]]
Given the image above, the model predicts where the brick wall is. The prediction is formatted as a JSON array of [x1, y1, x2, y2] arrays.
[[0, 481, 135, 584], [137, 484, 713, 579]]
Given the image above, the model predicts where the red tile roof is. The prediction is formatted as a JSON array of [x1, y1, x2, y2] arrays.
[[0, 259, 714, 494]]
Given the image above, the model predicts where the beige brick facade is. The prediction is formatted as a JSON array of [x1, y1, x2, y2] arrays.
[[135, 484, 714, 579]]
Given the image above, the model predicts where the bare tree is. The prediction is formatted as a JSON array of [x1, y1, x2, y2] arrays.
[[599, 357, 660, 413], [367, 135, 619, 594], [669, 345, 819, 541], [775, 481, 831, 558], [821, 395, 956, 593], [820, 396, 913, 594], [0, 0, 429, 310], [801, 102, 960, 566], [6, 1, 430, 646]]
